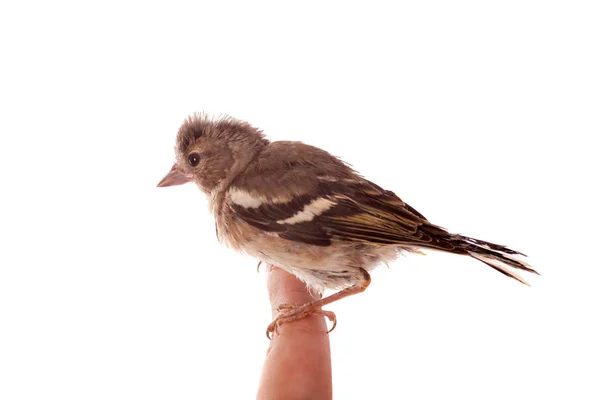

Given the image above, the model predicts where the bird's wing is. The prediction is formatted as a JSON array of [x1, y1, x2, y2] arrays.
[[227, 142, 537, 284], [228, 175, 448, 248]]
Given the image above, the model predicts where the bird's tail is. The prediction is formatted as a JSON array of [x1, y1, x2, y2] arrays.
[[452, 234, 538, 285], [417, 224, 538, 285]]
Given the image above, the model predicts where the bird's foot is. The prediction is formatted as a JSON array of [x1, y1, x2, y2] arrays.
[[266, 303, 337, 340]]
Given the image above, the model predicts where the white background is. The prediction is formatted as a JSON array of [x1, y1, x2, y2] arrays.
[[1, 1, 599, 399]]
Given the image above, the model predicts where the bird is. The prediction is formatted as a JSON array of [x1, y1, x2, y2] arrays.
[[157, 113, 538, 339]]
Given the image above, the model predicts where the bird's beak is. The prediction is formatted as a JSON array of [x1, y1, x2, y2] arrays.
[[157, 164, 192, 187]]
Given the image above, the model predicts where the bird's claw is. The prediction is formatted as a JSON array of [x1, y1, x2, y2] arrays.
[[266, 304, 337, 340]]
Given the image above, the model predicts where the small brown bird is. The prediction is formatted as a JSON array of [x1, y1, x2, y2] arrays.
[[158, 113, 538, 339]]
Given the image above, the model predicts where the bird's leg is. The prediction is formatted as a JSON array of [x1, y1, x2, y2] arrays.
[[266, 268, 371, 339]]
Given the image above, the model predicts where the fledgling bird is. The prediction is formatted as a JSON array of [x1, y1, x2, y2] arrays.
[[158, 113, 538, 339]]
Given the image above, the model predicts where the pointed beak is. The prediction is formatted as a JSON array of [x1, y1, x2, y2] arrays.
[[157, 164, 192, 187]]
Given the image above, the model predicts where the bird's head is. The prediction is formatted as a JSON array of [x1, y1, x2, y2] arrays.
[[157, 114, 269, 194]]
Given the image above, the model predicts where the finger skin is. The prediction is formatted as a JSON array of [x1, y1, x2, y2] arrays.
[[256, 266, 332, 400]]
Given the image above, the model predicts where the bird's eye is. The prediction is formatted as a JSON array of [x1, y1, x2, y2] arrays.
[[188, 153, 201, 167]]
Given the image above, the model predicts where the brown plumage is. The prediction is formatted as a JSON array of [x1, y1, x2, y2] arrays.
[[158, 113, 539, 338]]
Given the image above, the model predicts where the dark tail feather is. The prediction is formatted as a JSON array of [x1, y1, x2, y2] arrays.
[[417, 224, 538, 285], [454, 234, 539, 285]]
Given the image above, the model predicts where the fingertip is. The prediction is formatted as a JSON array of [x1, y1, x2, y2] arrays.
[[266, 265, 317, 314]]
